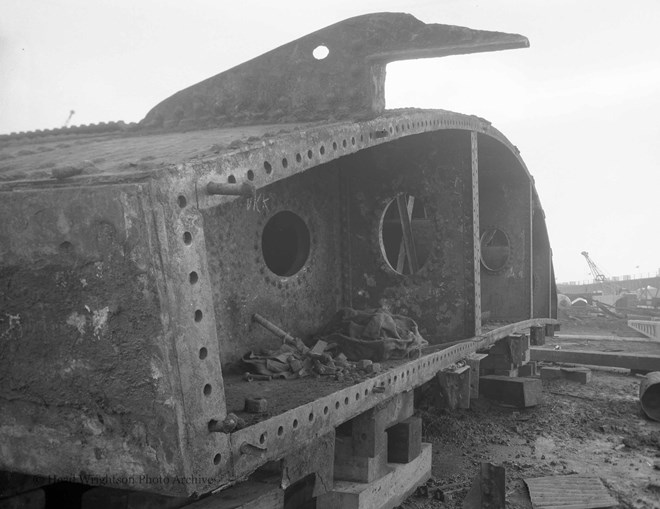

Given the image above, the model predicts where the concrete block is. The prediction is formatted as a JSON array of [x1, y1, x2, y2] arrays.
[[517, 361, 537, 377], [317, 443, 432, 509], [436, 366, 471, 409], [479, 376, 542, 407], [387, 416, 422, 463], [466, 353, 487, 398]]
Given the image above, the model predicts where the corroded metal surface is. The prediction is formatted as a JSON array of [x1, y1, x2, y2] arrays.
[[142, 13, 528, 129], [0, 12, 556, 500]]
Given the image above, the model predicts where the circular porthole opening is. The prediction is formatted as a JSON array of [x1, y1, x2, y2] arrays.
[[262, 211, 311, 277], [480, 228, 510, 271], [379, 194, 432, 275]]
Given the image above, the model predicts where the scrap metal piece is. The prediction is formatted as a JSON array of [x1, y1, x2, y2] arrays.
[[141, 13, 528, 129], [243, 372, 272, 382], [524, 474, 617, 509], [640, 371, 660, 421]]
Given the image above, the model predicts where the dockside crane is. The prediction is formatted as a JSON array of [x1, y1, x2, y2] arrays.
[[581, 251, 608, 282]]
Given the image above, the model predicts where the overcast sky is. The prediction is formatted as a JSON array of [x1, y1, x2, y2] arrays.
[[1, 0, 658, 283]]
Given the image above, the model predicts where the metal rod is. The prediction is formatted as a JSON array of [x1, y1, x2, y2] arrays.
[[206, 181, 255, 196], [252, 313, 309, 354], [396, 194, 419, 273]]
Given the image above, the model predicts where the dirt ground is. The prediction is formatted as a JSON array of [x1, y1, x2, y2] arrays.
[[401, 315, 660, 509]]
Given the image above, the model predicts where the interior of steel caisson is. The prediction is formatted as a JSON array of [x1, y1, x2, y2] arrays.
[[0, 12, 557, 508]]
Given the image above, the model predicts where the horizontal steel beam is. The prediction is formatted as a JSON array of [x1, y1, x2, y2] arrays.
[[530, 347, 660, 371], [229, 318, 557, 480]]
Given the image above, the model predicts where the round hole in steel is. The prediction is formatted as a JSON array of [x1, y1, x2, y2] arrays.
[[213, 453, 221, 465], [320, 145, 325, 155], [194, 310, 203, 322], [324, 406, 329, 415], [183, 232, 192, 245], [261, 211, 311, 277], [293, 419, 299, 429], [355, 393, 360, 401], [344, 397, 349, 405], [364, 388, 369, 396], [379, 194, 432, 275], [296, 153, 302, 163], [228, 175, 236, 184], [342, 139, 347, 148], [480, 228, 511, 272], [199, 347, 208, 360], [247, 170, 255, 181], [281, 158, 288, 169], [203, 384, 212, 396], [260, 433, 267, 444], [312, 45, 330, 60], [351, 137, 355, 145], [177, 195, 187, 208], [308, 412, 314, 422], [189, 271, 199, 284], [332, 142, 337, 150], [264, 161, 272, 173], [278, 426, 284, 436], [335, 401, 340, 409]]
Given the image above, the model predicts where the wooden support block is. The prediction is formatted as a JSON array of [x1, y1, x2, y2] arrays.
[[334, 435, 389, 483], [539, 366, 563, 380], [481, 354, 516, 371], [540, 366, 591, 384], [462, 463, 506, 509], [0, 489, 45, 509], [486, 367, 519, 377], [185, 476, 282, 509], [81, 487, 186, 509], [479, 376, 542, 407], [517, 361, 537, 377], [350, 391, 414, 458], [436, 366, 471, 410], [466, 354, 487, 398], [562, 367, 591, 384], [530, 326, 546, 346], [317, 443, 432, 509], [387, 416, 422, 463], [483, 334, 529, 370], [281, 431, 335, 498]]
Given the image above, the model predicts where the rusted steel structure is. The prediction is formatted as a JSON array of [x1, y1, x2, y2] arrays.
[[0, 13, 557, 508]]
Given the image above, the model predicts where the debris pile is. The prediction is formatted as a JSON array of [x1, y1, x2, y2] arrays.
[[242, 309, 427, 381], [241, 338, 383, 381]]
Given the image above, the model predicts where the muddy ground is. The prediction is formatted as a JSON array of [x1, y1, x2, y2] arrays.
[[401, 315, 660, 509]]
